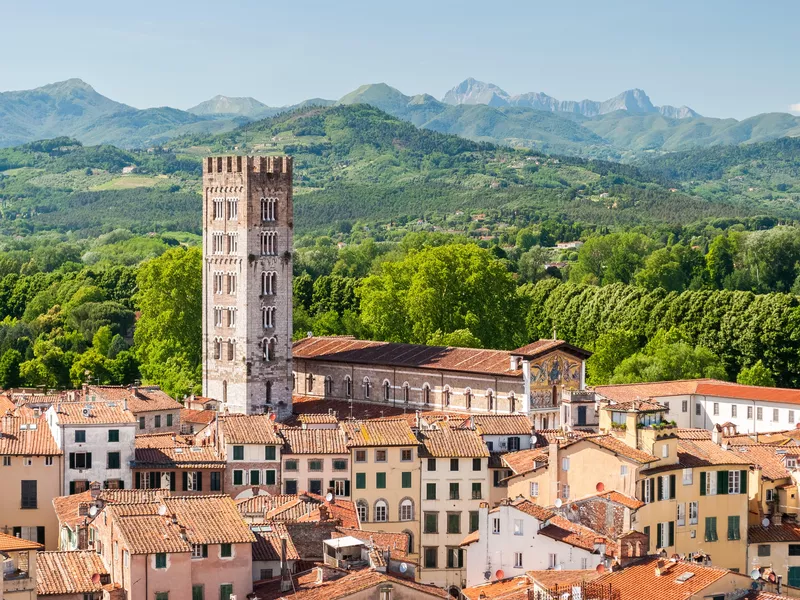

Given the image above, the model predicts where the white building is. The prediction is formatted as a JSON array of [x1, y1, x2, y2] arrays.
[[418, 420, 490, 592], [46, 401, 136, 494], [595, 379, 800, 434], [462, 497, 608, 588]]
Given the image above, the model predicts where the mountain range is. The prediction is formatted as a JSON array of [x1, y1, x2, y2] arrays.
[[1, 78, 799, 159]]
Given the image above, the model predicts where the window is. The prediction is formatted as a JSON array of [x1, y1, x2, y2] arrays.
[[562, 457, 570, 471], [211, 472, 221, 491], [375, 500, 387, 522], [227, 307, 236, 327], [731, 405, 737, 418], [108, 429, 119, 442], [704, 516, 718, 542], [689, 501, 698, 525], [214, 272, 223, 295], [75, 430, 86, 443], [713, 402, 719, 416], [250, 470, 261, 486], [657, 521, 673, 548], [513, 519, 523, 536], [791, 411, 796, 424], [284, 460, 298, 471], [659, 475, 673, 501], [677, 503, 685, 527], [472, 458, 481, 471], [155, 553, 167, 569], [227, 197, 238, 220], [401, 449, 413, 462], [107, 452, 120, 469], [364, 378, 371, 399], [265, 446, 276, 461], [447, 512, 461, 534], [357, 501, 368, 523], [333, 459, 347, 471], [450, 458, 459, 471], [345, 376, 353, 398], [192, 544, 208, 559], [308, 460, 323, 472], [508, 437, 521, 451], [220, 584, 233, 600], [514, 552, 523, 569], [227, 272, 237, 294], [426, 483, 436, 500], [469, 511, 479, 533], [355, 473, 366, 489], [401, 472, 412, 488], [789, 545, 800, 557], [423, 385, 431, 405], [695, 403, 701, 416], [284, 480, 297, 494], [233, 470, 243, 486], [261, 271, 277, 296], [449, 482, 460, 500], [376, 472, 386, 489], [661, 444, 669, 458], [45, 456, 53, 466], [156, 593, 169, 600], [472, 482, 482, 500], [748, 406, 753, 419], [213, 232, 224, 254], [166, 414, 173, 427], [464, 389, 472, 409], [355, 450, 367, 463], [427, 458, 436, 471], [548, 554, 557, 569], [682, 468, 693, 485], [703, 471, 717, 496], [153, 415, 161, 429], [561, 483, 570, 500], [213, 198, 224, 220], [530, 481, 539, 497], [220, 543, 232, 558], [758, 544, 771, 557], [682, 400, 688, 413], [264, 470, 276, 486], [424, 512, 438, 533], [21, 480, 37, 509], [727, 516, 740, 541], [399, 499, 413, 521], [424, 547, 437, 569], [402, 383, 410, 403], [620, 465, 629, 477], [69, 452, 92, 470], [447, 547, 464, 569], [383, 381, 391, 401], [2, 457, 9, 466], [757, 407, 763, 421], [728, 470, 741, 494]]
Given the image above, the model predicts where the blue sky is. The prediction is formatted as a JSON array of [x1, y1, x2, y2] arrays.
[[2, 0, 798, 119]]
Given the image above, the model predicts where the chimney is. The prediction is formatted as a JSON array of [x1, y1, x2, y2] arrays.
[[711, 424, 723, 446], [280, 537, 292, 592], [414, 410, 420, 430], [318, 505, 329, 521], [510, 355, 520, 371], [773, 513, 783, 526], [778, 575, 783, 594], [314, 566, 324, 584], [90, 481, 102, 499]]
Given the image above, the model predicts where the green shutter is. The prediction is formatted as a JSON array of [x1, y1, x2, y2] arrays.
[[266, 470, 276, 485], [233, 470, 242, 486], [170, 472, 177, 492], [250, 470, 260, 485], [728, 516, 740, 541], [265, 446, 276, 460], [135, 472, 140, 489], [401, 472, 411, 488], [657, 477, 663, 501], [741, 470, 748, 495], [700, 471, 706, 496], [656, 523, 663, 548], [668, 521, 675, 547], [376, 472, 386, 489], [643, 526, 650, 552], [669, 474, 676, 499], [717, 470, 728, 495], [356, 473, 366, 489], [193, 585, 204, 600]]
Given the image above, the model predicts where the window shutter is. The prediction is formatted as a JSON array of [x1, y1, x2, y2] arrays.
[[344, 479, 351, 497], [656, 523, 663, 548], [149, 472, 158, 489], [170, 473, 176, 492], [668, 521, 675, 547], [329, 480, 335, 493], [86, 453, 92, 469], [699, 471, 706, 496], [69, 481, 76, 495], [119, 480, 125, 490], [202, 544, 208, 558], [69, 453, 75, 469], [182, 471, 188, 491], [196, 472, 203, 491], [717, 471, 728, 495], [657, 477, 663, 501], [669, 474, 676, 499], [135, 472, 141, 489], [37, 526, 45, 545], [740, 470, 748, 495]]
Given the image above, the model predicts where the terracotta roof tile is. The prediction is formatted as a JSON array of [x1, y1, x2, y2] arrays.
[[51, 401, 136, 424], [299, 413, 339, 425], [135, 432, 197, 449], [748, 522, 800, 544], [501, 448, 549, 475], [280, 427, 349, 454], [604, 399, 667, 412], [53, 489, 169, 530], [114, 513, 192, 554], [462, 576, 533, 600], [180, 408, 216, 425], [593, 379, 730, 403], [674, 429, 712, 440], [597, 490, 645, 510], [293, 336, 523, 377], [541, 515, 613, 554], [221, 414, 282, 445], [251, 522, 300, 561], [340, 418, 418, 447], [0, 415, 60, 455], [459, 529, 480, 547], [290, 396, 412, 422], [236, 493, 359, 528], [88, 385, 182, 413], [577, 435, 658, 464], [512, 339, 591, 359], [526, 570, 602, 589], [0, 530, 43, 551], [696, 382, 800, 406], [593, 556, 731, 600], [470, 414, 533, 436], [134, 446, 223, 469], [36, 551, 108, 595], [419, 422, 489, 458], [731, 445, 791, 480], [333, 527, 409, 557], [508, 497, 556, 521]]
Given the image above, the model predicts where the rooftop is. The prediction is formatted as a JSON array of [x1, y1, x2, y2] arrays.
[[527, 569, 603, 590], [221, 414, 282, 445], [134, 445, 223, 469], [595, 379, 800, 407], [280, 426, 349, 454], [748, 521, 800, 544], [0, 414, 60, 455], [180, 408, 217, 425], [251, 522, 301, 561], [462, 576, 533, 600], [574, 434, 658, 465], [419, 422, 490, 458], [340, 418, 418, 447], [0, 530, 43, 551], [468, 414, 533, 436], [53, 488, 169, 530], [88, 385, 182, 413], [36, 551, 109, 596], [50, 401, 136, 425], [501, 448, 549, 476], [298, 413, 340, 425]]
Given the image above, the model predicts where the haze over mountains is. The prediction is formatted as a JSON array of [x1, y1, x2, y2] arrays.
[[1, 77, 799, 159]]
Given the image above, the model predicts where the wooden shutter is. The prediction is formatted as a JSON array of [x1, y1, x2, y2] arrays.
[[668, 521, 675, 547], [85, 453, 92, 469], [344, 479, 351, 497], [37, 526, 45, 545], [669, 474, 676, 499], [69, 481, 76, 495], [196, 472, 203, 491], [657, 477, 664, 501], [717, 470, 728, 495], [740, 470, 748, 494], [656, 523, 663, 548], [170, 472, 176, 492], [135, 472, 141, 489], [699, 471, 706, 496], [69, 453, 75, 469], [182, 471, 188, 491]]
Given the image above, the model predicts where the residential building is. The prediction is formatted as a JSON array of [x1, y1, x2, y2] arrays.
[[235, 493, 359, 529], [748, 516, 800, 588], [132, 432, 225, 494], [0, 531, 42, 600], [94, 494, 256, 600], [88, 385, 182, 434], [341, 419, 421, 558], [418, 419, 489, 590], [251, 521, 299, 582], [279, 426, 350, 498], [202, 156, 294, 418], [215, 414, 282, 498], [36, 550, 110, 599], [45, 402, 136, 495], [0, 411, 62, 549], [594, 379, 800, 434], [462, 498, 608, 588], [292, 337, 590, 425]]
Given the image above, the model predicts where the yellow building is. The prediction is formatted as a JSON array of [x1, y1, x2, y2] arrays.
[[0, 531, 42, 600], [0, 411, 63, 550], [341, 418, 421, 559]]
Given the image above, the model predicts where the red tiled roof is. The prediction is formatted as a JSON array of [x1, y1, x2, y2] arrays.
[[88, 385, 182, 413], [512, 339, 591, 359], [340, 418, 418, 447], [293, 336, 523, 377], [501, 448, 549, 475], [280, 427, 349, 454], [593, 556, 731, 600], [540, 514, 612, 554], [732, 445, 791, 480], [470, 414, 533, 436], [419, 422, 489, 458], [251, 522, 301, 561], [748, 522, 800, 544], [527, 570, 602, 589], [0, 415, 60, 455], [180, 408, 216, 425], [51, 401, 136, 424], [507, 497, 556, 521], [299, 413, 339, 424], [593, 379, 730, 402], [462, 576, 534, 600], [576, 435, 657, 464], [574, 490, 644, 510], [53, 489, 168, 530], [333, 527, 409, 558], [36, 551, 109, 595], [0, 531, 43, 551], [604, 400, 666, 412], [696, 382, 800, 406], [460, 529, 480, 547], [134, 446, 223, 469], [221, 414, 282, 445], [674, 429, 712, 440], [135, 432, 197, 449]]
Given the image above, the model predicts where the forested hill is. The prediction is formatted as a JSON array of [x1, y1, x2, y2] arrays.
[[1, 105, 798, 237]]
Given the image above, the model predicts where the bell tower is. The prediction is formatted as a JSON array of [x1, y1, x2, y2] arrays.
[[201, 155, 293, 419]]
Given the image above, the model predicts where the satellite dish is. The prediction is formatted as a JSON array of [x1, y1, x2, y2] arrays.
[[91, 573, 101, 585], [596, 482, 605, 493], [762, 518, 770, 528], [495, 569, 505, 580], [88, 505, 98, 517], [596, 564, 606, 574], [399, 562, 408, 573], [751, 569, 761, 580], [554, 498, 563, 509], [158, 505, 167, 516], [269, 413, 277, 422], [325, 492, 334, 502]]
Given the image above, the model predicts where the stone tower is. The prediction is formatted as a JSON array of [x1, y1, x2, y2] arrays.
[[201, 155, 293, 419]]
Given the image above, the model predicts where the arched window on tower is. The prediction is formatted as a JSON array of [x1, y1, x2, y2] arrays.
[[383, 381, 391, 402], [265, 381, 273, 405], [464, 388, 473, 409], [487, 389, 494, 412], [443, 386, 451, 408], [423, 384, 431, 405], [324, 376, 333, 397], [227, 339, 235, 361], [262, 272, 277, 296], [363, 377, 371, 400], [345, 376, 353, 399], [402, 383, 410, 404], [306, 373, 315, 394], [213, 339, 222, 360]]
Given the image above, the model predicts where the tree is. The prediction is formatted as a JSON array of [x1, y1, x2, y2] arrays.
[[586, 329, 640, 385], [134, 247, 201, 397], [737, 360, 776, 387], [93, 325, 113, 357], [706, 235, 735, 289], [426, 329, 483, 348], [517, 246, 550, 284], [0, 349, 23, 388]]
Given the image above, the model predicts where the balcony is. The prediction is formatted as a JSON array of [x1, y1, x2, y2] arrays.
[[529, 394, 558, 411]]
